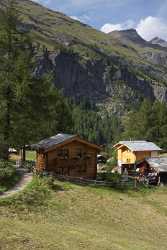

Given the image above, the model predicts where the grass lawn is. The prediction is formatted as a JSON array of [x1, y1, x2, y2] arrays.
[[0, 177, 166, 250]]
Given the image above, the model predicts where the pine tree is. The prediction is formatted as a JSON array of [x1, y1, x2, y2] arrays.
[[0, 0, 72, 160], [0, 0, 26, 158]]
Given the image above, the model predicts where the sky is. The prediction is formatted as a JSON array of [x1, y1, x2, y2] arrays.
[[32, 0, 167, 41]]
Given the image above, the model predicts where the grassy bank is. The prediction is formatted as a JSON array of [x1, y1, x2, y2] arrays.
[[0, 177, 166, 250]]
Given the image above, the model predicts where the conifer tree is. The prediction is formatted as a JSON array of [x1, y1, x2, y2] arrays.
[[0, 0, 72, 160]]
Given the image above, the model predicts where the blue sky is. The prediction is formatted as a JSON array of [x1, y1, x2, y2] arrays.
[[32, 0, 167, 40]]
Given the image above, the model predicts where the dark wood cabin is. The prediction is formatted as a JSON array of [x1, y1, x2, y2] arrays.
[[136, 157, 167, 184], [137, 157, 167, 184], [33, 134, 100, 179]]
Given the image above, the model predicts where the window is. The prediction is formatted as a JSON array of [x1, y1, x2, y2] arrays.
[[57, 148, 69, 159], [84, 152, 91, 159], [75, 149, 91, 159], [75, 148, 82, 158]]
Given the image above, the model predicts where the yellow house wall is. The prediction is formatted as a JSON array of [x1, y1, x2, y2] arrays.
[[117, 146, 159, 165], [122, 150, 136, 164], [117, 148, 136, 164], [117, 149, 122, 161]]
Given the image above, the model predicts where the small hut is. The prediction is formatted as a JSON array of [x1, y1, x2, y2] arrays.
[[32, 133, 100, 179], [137, 157, 167, 184]]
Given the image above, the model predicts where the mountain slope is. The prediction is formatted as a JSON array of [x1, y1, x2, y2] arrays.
[[150, 37, 167, 48], [1, 0, 167, 113]]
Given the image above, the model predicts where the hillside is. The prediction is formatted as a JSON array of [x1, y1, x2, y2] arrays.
[[1, 0, 167, 113], [0, 178, 167, 250]]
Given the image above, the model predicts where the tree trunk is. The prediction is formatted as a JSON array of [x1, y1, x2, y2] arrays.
[[3, 86, 11, 161], [0, 144, 9, 160], [22, 146, 26, 162]]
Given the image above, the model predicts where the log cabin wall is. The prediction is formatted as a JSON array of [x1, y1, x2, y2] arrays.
[[36, 152, 46, 172], [46, 141, 98, 179]]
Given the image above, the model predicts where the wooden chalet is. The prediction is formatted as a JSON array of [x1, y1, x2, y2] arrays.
[[113, 141, 162, 174], [32, 133, 100, 179]]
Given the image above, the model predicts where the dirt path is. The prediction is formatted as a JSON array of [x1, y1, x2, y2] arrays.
[[0, 173, 33, 198]]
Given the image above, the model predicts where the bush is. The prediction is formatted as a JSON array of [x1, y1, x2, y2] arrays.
[[0, 160, 19, 193], [0, 144, 9, 159], [22, 161, 35, 172], [0, 160, 16, 182], [103, 149, 117, 172], [97, 172, 122, 183], [0, 177, 52, 208]]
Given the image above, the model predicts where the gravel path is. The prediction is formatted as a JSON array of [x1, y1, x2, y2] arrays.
[[0, 173, 33, 198]]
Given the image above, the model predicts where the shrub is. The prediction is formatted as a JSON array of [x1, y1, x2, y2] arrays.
[[0, 177, 52, 208], [22, 161, 35, 172], [0, 160, 20, 193], [97, 172, 122, 183], [0, 160, 16, 182], [103, 149, 117, 172]]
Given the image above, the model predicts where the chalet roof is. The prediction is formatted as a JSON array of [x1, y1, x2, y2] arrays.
[[113, 141, 162, 152], [32, 133, 100, 152], [145, 157, 167, 172], [32, 133, 77, 151]]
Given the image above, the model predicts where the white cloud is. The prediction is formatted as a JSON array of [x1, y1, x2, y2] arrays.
[[136, 16, 167, 41], [70, 16, 81, 21], [101, 16, 167, 41], [70, 14, 91, 25], [101, 20, 135, 33], [101, 23, 122, 33]]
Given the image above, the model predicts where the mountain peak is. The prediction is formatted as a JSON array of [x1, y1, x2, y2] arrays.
[[121, 28, 138, 34], [150, 37, 167, 47], [109, 28, 147, 46]]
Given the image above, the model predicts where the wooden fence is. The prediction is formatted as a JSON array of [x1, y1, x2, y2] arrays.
[[53, 174, 139, 189]]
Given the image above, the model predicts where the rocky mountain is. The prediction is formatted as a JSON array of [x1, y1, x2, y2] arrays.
[[150, 37, 167, 48], [1, 0, 167, 114], [109, 29, 149, 46]]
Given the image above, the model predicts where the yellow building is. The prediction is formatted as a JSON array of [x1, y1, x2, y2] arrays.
[[113, 141, 162, 173]]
